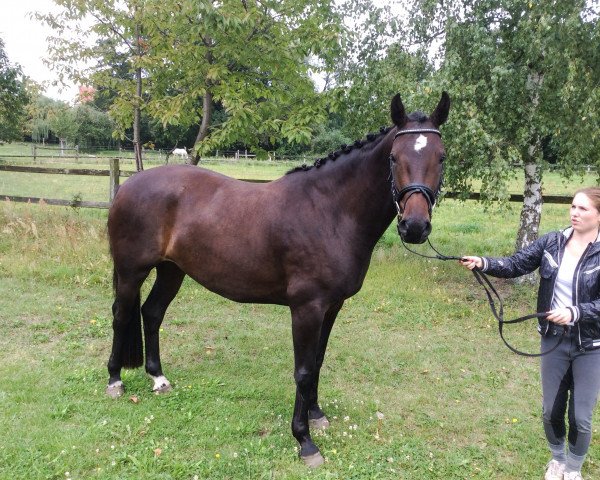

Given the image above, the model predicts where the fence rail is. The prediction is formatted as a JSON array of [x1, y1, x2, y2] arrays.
[[0, 159, 574, 209]]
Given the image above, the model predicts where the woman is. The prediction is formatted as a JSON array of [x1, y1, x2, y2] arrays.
[[461, 187, 600, 480]]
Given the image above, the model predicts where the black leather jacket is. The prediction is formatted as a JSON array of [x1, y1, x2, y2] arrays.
[[481, 228, 600, 351]]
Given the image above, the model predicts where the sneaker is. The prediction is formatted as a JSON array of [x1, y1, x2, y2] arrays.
[[564, 472, 583, 480], [544, 460, 565, 480]]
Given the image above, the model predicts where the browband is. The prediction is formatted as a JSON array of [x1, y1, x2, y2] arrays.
[[394, 128, 441, 139]]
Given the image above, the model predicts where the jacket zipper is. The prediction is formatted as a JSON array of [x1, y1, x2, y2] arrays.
[[573, 242, 593, 349]]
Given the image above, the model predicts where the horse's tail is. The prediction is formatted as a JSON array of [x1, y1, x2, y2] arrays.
[[112, 267, 144, 369]]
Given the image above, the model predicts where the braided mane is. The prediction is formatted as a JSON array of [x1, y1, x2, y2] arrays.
[[286, 126, 394, 175], [286, 111, 429, 175]]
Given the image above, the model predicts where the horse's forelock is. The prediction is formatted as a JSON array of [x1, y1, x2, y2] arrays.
[[407, 111, 428, 123]]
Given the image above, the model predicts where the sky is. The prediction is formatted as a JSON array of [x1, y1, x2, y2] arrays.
[[1, 0, 78, 102]]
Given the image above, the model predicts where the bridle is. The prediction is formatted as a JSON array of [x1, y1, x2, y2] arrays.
[[389, 128, 443, 223]]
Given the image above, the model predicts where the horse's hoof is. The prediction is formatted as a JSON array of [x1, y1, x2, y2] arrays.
[[309, 416, 330, 430], [105, 382, 124, 399], [153, 383, 172, 394], [302, 452, 325, 468], [150, 375, 172, 394]]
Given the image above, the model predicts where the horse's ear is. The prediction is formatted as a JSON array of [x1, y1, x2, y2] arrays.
[[390, 93, 408, 128], [430, 91, 450, 127]]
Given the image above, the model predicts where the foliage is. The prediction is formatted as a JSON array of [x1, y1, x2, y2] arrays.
[[407, 0, 600, 200], [28, 94, 62, 143], [143, 0, 344, 156], [47, 102, 77, 143], [38, 0, 345, 158], [336, 42, 434, 140], [309, 126, 353, 156], [0, 38, 30, 142], [72, 104, 116, 149]]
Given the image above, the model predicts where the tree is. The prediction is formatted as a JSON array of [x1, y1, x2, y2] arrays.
[[335, 41, 434, 140], [38, 0, 148, 170], [47, 103, 77, 154], [72, 104, 116, 149], [319, 1, 438, 142], [39, 0, 344, 165], [141, 0, 344, 163], [408, 0, 600, 260], [28, 94, 62, 144], [0, 38, 29, 142]]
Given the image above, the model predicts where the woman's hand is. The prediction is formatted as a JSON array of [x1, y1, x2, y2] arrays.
[[459, 256, 483, 270], [546, 308, 573, 326]]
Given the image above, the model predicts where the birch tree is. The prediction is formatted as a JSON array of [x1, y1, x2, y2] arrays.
[[409, 0, 600, 254]]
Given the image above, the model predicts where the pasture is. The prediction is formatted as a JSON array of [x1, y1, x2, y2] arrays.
[[0, 157, 599, 479]]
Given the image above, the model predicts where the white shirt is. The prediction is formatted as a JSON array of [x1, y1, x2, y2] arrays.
[[551, 248, 579, 310]]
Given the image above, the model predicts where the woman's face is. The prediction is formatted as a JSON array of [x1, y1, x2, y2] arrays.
[[570, 193, 600, 234]]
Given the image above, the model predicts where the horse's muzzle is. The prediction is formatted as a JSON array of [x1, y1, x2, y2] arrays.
[[397, 217, 432, 244]]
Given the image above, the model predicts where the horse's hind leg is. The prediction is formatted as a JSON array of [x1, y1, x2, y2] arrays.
[[308, 300, 343, 430], [106, 268, 151, 398], [141, 261, 185, 393]]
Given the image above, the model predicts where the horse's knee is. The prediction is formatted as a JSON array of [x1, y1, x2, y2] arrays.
[[295, 367, 316, 392]]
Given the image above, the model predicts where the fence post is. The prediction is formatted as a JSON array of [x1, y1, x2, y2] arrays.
[[32, 144, 36, 163], [109, 158, 120, 203]]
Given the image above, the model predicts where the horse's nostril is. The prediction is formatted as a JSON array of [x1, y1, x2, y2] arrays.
[[398, 219, 408, 235], [399, 218, 432, 244]]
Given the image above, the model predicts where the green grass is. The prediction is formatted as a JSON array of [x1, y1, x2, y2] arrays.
[[0, 146, 597, 479], [1, 192, 600, 480]]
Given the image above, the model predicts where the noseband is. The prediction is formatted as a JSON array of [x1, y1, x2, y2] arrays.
[[390, 128, 443, 220]]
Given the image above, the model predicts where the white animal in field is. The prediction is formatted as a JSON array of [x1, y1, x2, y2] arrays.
[[171, 148, 188, 159]]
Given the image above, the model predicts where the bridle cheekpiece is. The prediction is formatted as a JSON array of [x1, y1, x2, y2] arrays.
[[390, 128, 443, 221]]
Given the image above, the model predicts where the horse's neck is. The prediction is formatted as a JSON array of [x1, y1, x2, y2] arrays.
[[318, 131, 397, 242]]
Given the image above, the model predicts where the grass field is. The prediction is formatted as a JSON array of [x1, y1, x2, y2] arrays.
[[0, 148, 599, 479]]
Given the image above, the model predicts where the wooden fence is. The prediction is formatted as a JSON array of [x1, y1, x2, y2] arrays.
[[0, 158, 573, 209], [0, 158, 124, 208]]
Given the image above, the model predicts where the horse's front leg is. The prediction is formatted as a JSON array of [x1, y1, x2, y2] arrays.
[[308, 300, 343, 430], [290, 301, 327, 468]]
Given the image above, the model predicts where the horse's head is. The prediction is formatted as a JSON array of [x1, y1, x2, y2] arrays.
[[389, 92, 450, 244]]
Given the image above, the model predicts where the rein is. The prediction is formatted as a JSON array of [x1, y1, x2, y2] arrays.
[[400, 238, 566, 358], [390, 126, 564, 356]]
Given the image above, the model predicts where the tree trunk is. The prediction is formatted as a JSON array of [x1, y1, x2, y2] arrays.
[[189, 89, 213, 166], [513, 70, 544, 284], [133, 16, 144, 172], [516, 159, 543, 248], [133, 67, 143, 172]]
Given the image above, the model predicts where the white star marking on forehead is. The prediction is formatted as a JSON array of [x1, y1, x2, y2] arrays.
[[414, 135, 427, 152]]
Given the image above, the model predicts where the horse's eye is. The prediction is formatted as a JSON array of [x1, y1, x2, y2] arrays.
[[389, 154, 397, 163], [440, 153, 446, 163]]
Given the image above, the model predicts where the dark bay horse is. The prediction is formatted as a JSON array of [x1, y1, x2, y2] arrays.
[[106, 92, 450, 467]]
